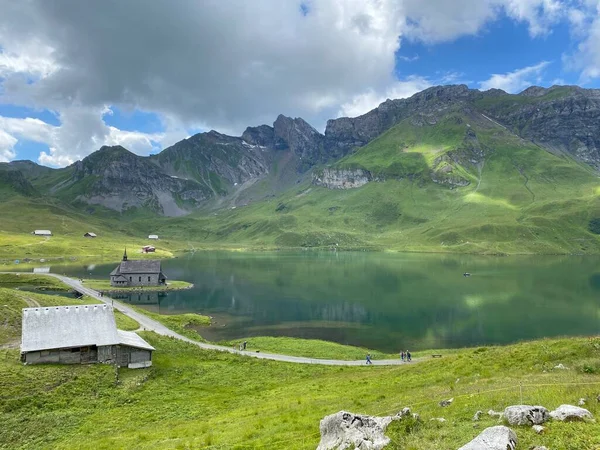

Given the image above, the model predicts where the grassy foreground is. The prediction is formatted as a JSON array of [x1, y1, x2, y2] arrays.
[[1, 334, 600, 449]]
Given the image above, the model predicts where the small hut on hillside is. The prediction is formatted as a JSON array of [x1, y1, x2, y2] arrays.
[[83, 232, 97, 238], [33, 230, 52, 236], [148, 234, 159, 240], [20, 304, 154, 368]]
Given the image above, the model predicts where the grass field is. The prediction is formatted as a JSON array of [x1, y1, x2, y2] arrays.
[[1, 333, 599, 449], [1, 274, 600, 448]]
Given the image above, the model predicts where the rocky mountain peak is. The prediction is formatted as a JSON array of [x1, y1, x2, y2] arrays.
[[242, 124, 275, 148]]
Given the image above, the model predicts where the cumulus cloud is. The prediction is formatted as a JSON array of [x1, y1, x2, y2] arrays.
[[0, 129, 17, 162], [338, 76, 431, 117], [565, 2, 600, 82], [0, 0, 594, 166], [479, 61, 551, 93], [0, 110, 164, 167]]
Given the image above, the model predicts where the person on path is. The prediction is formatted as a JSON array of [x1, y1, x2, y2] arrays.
[[406, 350, 411, 362], [243, 341, 247, 350], [400, 351, 405, 361], [366, 353, 372, 365]]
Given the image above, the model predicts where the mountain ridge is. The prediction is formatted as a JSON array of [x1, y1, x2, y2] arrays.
[[4, 84, 600, 220]]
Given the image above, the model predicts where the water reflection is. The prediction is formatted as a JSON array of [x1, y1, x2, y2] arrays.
[[45, 252, 600, 352]]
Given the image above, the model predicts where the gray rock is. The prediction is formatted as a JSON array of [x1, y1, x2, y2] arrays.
[[553, 363, 568, 370], [458, 425, 518, 450], [578, 398, 587, 406], [439, 397, 454, 407], [400, 407, 411, 417], [532, 425, 545, 434], [430, 417, 446, 423], [549, 404, 594, 422], [504, 405, 549, 426], [531, 447, 548, 450], [313, 168, 372, 189], [316, 410, 400, 450], [473, 410, 483, 421]]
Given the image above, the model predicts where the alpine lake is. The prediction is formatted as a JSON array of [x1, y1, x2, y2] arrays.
[[31, 251, 600, 353]]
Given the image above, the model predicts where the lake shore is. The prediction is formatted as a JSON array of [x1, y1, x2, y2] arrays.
[[80, 278, 194, 293]]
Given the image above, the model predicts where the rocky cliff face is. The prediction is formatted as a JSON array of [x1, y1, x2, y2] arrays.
[[66, 146, 211, 216], [152, 130, 270, 194], [312, 168, 372, 189], [479, 86, 600, 169], [324, 85, 476, 154]]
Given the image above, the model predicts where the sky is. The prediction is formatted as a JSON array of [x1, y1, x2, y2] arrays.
[[0, 0, 599, 167]]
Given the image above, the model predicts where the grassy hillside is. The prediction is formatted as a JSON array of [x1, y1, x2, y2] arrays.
[[156, 110, 600, 254], [1, 333, 599, 449], [1, 107, 599, 257], [0, 196, 178, 261]]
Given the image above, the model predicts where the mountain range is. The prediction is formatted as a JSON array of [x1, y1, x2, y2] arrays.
[[1, 84, 599, 254]]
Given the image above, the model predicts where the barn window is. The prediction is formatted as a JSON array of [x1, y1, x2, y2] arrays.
[[148, 276, 151, 282], [129, 276, 132, 282], [139, 276, 142, 282], [70, 347, 81, 353]]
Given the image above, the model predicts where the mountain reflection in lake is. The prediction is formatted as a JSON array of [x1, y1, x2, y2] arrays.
[[46, 252, 600, 352]]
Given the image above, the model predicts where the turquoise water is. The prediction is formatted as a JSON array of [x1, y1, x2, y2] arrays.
[[47, 251, 600, 352]]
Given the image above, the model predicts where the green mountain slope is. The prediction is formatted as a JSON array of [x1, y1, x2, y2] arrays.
[[159, 108, 600, 254]]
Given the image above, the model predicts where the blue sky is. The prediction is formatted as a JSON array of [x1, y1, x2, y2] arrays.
[[0, 1, 599, 167]]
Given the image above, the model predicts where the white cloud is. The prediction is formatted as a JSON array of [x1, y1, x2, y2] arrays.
[[338, 76, 431, 117], [502, 0, 563, 37], [0, 109, 165, 167], [0, 129, 17, 162], [565, 2, 600, 82], [479, 61, 551, 93], [0, 0, 595, 166]]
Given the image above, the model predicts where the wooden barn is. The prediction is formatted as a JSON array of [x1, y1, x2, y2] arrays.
[[83, 232, 97, 238], [20, 304, 154, 369]]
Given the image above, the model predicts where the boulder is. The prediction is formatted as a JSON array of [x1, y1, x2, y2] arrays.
[[578, 398, 587, 406], [430, 417, 446, 423], [504, 405, 549, 426], [553, 363, 567, 370], [316, 411, 400, 450], [458, 425, 518, 450], [439, 397, 454, 407], [549, 404, 594, 422], [473, 410, 483, 421], [532, 425, 545, 434], [532, 447, 548, 450]]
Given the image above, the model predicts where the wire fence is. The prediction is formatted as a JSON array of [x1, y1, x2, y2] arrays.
[[200, 380, 600, 450]]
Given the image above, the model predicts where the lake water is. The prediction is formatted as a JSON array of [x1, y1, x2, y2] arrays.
[[38, 251, 600, 352]]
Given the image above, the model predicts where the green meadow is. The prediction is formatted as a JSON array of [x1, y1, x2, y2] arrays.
[[1, 274, 600, 449]]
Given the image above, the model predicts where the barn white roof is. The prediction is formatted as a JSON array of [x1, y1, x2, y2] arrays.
[[117, 330, 155, 351], [21, 305, 154, 353], [34, 230, 52, 235]]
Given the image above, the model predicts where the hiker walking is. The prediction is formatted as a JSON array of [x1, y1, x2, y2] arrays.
[[243, 341, 247, 350], [366, 353, 372, 365], [400, 351, 405, 361], [406, 350, 411, 362]]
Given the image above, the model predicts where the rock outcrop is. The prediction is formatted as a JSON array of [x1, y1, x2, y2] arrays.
[[481, 85, 600, 169], [458, 425, 517, 450], [313, 168, 373, 189], [549, 404, 594, 422], [504, 405, 549, 426], [316, 410, 401, 450]]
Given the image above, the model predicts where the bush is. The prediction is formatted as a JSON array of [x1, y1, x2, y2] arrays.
[[589, 218, 600, 234]]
